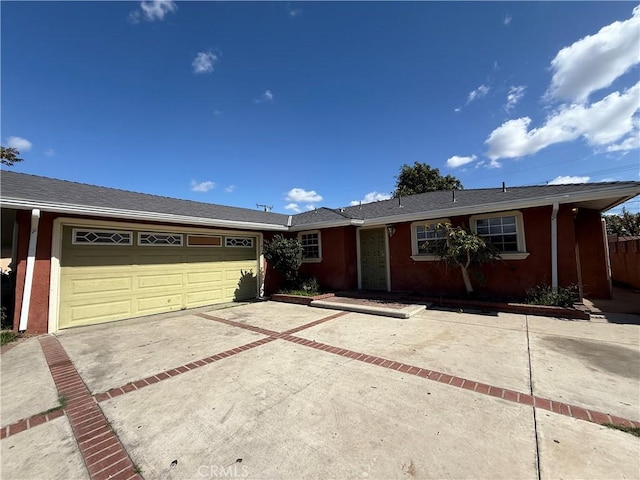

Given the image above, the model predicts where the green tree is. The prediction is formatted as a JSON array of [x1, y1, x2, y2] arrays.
[[0, 147, 24, 167], [604, 208, 640, 237], [432, 223, 500, 294], [263, 234, 303, 287], [393, 162, 462, 197]]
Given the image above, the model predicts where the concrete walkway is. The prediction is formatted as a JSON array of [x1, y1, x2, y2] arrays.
[[2, 302, 639, 479]]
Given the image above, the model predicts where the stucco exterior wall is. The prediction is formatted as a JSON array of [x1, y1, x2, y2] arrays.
[[389, 205, 582, 300], [575, 209, 611, 298], [299, 226, 358, 291], [13, 210, 54, 334]]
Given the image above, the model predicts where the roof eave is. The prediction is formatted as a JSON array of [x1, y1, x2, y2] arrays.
[[0, 199, 289, 232], [360, 185, 640, 226], [289, 218, 364, 231]]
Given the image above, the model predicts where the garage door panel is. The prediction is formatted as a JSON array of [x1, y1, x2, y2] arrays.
[[185, 289, 223, 307], [136, 253, 184, 265], [136, 293, 183, 314], [62, 254, 135, 268], [186, 271, 223, 285], [59, 227, 258, 329], [64, 299, 134, 326], [136, 273, 184, 289], [63, 276, 133, 295], [224, 251, 256, 261]]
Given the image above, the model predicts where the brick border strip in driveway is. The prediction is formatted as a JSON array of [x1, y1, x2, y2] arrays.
[[38, 336, 143, 480]]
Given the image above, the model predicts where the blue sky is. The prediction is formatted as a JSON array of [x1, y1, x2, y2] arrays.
[[2, 1, 639, 213]]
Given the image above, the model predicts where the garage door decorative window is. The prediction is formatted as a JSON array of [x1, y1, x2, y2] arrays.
[[225, 236, 254, 248], [72, 229, 133, 245], [138, 232, 183, 246]]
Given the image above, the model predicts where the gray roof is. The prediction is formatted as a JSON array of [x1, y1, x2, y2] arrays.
[[2, 170, 639, 230], [333, 182, 640, 222], [0, 170, 289, 228]]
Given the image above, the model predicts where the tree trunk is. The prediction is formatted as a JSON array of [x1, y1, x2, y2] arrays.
[[460, 265, 473, 294]]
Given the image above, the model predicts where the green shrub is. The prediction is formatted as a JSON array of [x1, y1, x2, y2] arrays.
[[263, 234, 303, 287], [525, 284, 578, 308], [1, 330, 19, 346]]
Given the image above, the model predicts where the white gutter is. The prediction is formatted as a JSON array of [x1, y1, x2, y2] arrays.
[[351, 185, 640, 228], [289, 218, 364, 232], [551, 202, 559, 291], [19, 209, 40, 331], [1, 198, 289, 232]]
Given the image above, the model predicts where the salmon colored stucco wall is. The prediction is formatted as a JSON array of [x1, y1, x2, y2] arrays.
[[388, 206, 584, 300], [575, 209, 611, 298], [13, 210, 55, 334], [299, 226, 358, 291]]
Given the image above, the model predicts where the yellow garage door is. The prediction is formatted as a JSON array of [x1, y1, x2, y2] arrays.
[[59, 227, 258, 329]]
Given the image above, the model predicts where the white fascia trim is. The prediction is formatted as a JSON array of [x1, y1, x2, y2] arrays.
[[1, 198, 289, 232], [19, 209, 40, 331], [357, 185, 640, 227], [289, 219, 363, 232]]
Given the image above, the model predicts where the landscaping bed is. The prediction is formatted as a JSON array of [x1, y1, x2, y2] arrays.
[[271, 293, 335, 306]]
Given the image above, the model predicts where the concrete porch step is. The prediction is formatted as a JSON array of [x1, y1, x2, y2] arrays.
[[310, 296, 430, 319]]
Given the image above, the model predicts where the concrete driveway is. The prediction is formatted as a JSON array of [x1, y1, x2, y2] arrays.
[[1, 301, 639, 480]]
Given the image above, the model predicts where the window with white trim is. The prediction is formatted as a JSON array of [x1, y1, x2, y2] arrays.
[[225, 236, 254, 248], [410, 219, 449, 261], [299, 231, 321, 262], [470, 211, 528, 258], [138, 232, 183, 246], [73, 229, 132, 245]]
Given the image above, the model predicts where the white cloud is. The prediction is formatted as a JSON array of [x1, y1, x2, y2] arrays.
[[349, 191, 391, 206], [129, 0, 177, 23], [548, 175, 590, 185], [255, 90, 274, 103], [285, 188, 323, 203], [547, 5, 640, 103], [141, 0, 177, 21], [224, 185, 236, 193], [446, 154, 477, 169], [467, 84, 490, 103], [5, 136, 32, 151], [285, 203, 300, 212], [213, 110, 223, 116], [504, 85, 526, 113], [486, 81, 640, 161], [44, 148, 55, 157], [503, 14, 512, 26], [190, 180, 216, 192], [192, 51, 219, 74]]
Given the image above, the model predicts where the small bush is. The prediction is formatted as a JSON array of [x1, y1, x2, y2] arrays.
[[280, 276, 321, 296], [263, 235, 303, 287], [525, 284, 578, 308], [1, 330, 19, 346]]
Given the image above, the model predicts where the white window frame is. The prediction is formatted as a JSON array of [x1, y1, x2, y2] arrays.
[[225, 236, 255, 248], [298, 230, 322, 263], [72, 228, 133, 246], [138, 232, 183, 247], [470, 210, 529, 260], [410, 219, 449, 262]]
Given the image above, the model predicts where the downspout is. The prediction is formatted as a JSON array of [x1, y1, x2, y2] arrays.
[[550, 202, 559, 292], [19, 209, 41, 331]]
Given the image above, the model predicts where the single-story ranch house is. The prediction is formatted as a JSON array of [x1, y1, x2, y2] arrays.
[[1, 170, 639, 334]]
